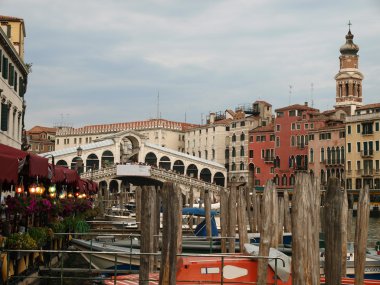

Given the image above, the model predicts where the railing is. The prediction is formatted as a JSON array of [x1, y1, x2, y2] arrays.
[[264, 156, 274, 163], [345, 112, 380, 123], [297, 143, 305, 149], [361, 149, 374, 157], [81, 164, 227, 193], [2, 242, 287, 285]]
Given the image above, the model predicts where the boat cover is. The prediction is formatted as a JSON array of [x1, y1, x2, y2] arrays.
[[244, 243, 291, 282], [182, 207, 218, 216]]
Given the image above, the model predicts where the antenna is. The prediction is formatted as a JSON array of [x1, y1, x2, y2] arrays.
[[201, 113, 204, 124], [289, 85, 293, 105], [310, 83, 314, 108], [157, 91, 160, 119]]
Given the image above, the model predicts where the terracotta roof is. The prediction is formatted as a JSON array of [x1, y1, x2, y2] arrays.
[[27, 126, 57, 134], [310, 123, 345, 132], [0, 15, 23, 21], [255, 100, 272, 107], [356, 103, 380, 110], [250, 124, 274, 133], [56, 118, 198, 136], [275, 104, 319, 113]]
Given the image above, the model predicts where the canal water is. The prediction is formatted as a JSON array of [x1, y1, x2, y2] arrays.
[[33, 216, 380, 284]]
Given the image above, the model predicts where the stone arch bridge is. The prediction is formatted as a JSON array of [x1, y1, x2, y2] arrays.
[[41, 130, 227, 199]]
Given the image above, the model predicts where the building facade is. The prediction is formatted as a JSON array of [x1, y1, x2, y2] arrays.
[[0, 15, 28, 149], [345, 104, 380, 190], [26, 125, 56, 154]]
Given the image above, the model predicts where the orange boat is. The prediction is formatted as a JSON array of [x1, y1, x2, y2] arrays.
[[104, 255, 380, 285]]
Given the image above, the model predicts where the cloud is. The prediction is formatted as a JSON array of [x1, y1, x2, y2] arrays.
[[2, 0, 380, 129]]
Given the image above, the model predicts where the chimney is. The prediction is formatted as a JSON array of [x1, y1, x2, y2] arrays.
[[304, 102, 308, 107], [209, 112, 215, 124]]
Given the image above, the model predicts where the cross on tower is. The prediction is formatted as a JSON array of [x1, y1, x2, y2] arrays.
[[348, 20, 352, 31]]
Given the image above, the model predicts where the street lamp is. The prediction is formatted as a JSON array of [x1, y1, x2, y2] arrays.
[[76, 145, 83, 157]]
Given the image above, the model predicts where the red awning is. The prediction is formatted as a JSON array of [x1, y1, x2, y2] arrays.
[[0, 153, 19, 184], [0, 144, 49, 178], [63, 168, 80, 184], [76, 179, 88, 194], [50, 165, 66, 183]]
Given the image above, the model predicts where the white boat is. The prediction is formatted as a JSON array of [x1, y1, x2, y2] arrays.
[[71, 238, 146, 270]]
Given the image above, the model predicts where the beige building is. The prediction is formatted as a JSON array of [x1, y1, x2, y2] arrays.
[[345, 103, 380, 190], [185, 100, 273, 186], [26, 125, 56, 154], [55, 119, 197, 157], [0, 15, 28, 149]]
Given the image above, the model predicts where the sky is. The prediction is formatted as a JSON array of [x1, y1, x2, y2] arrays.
[[2, 0, 380, 129]]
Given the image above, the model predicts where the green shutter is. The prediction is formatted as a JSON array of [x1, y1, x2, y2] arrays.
[[2, 57, 8, 80], [19, 77, 23, 97], [1, 103, 9, 131], [0, 50, 2, 73], [14, 71, 18, 91], [8, 64, 14, 86]]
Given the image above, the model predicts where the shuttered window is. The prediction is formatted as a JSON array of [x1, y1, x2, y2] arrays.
[[8, 63, 14, 86], [1, 103, 9, 131], [14, 71, 18, 91], [2, 56, 8, 79], [0, 50, 2, 73]]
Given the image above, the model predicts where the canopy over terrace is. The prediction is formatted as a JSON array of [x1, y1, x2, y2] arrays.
[[0, 143, 49, 179], [0, 144, 98, 195]]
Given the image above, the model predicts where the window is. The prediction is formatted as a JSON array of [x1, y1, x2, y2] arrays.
[[376, 160, 379, 171], [339, 131, 345, 138], [240, 133, 245, 141], [2, 56, 8, 79], [232, 134, 236, 142], [276, 125, 280, 131], [289, 110, 296, 116], [226, 126, 230, 131], [305, 123, 309, 129], [348, 161, 352, 171], [249, 136, 253, 143], [291, 136, 296, 147], [347, 125, 351, 134], [232, 147, 236, 157], [256, 167, 261, 174], [310, 148, 314, 163], [310, 123, 314, 129], [357, 161, 361, 170], [348, 143, 351, 153], [321, 148, 325, 162], [74, 138, 77, 144], [231, 163, 236, 171], [357, 142, 361, 152], [297, 124, 301, 130], [376, 122, 379, 132], [240, 162, 244, 170], [56, 139, 59, 145], [240, 146, 245, 156], [276, 137, 280, 147], [270, 134, 275, 141], [256, 136, 261, 142], [240, 121, 245, 127], [225, 148, 229, 159], [291, 123, 296, 130], [309, 134, 314, 141], [1, 103, 9, 131], [357, 124, 361, 134], [376, 141, 379, 151], [249, 150, 253, 158], [261, 135, 266, 141]]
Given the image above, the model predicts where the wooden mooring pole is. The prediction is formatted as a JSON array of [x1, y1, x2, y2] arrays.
[[159, 182, 181, 285], [220, 187, 229, 253], [354, 184, 370, 285], [257, 180, 275, 285], [291, 173, 320, 285], [140, 186, 154, 285], [324, 177, 343, 285], [237, 186, 248, 252]]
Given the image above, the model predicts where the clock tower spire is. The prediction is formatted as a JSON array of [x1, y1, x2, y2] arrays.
[[334, 22, 364, 114]]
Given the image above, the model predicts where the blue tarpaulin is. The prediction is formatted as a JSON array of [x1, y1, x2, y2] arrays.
[[182, 207, 218, 216]]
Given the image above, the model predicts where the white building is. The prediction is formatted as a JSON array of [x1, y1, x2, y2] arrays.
[[0, 15, 28, 149]]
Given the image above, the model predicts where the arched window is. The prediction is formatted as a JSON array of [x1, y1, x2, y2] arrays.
[[321, 148, 325, 163], [274, 175, 279, 185], [240, 162, 244, 170], [232, 134, 236, 142], [232, 147, 236, 157], [341, 147, 345, 163], [212, 149, 215, 160], [331, 147, 336, 164], [291, 136, 296, 147], [290, 175, 295, 186], [327, 147, 331, 164], [231, 162, 236, 171], [240, 132, 245, 141], [310, 148, 314, 163], [225, 148, 229, 159], [337, 147, 341, 164], [282, 175, 287, 186], [240, 146, 245, 156]]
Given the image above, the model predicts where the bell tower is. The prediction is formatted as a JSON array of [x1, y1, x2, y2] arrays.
[[334, 22, 364, 114]]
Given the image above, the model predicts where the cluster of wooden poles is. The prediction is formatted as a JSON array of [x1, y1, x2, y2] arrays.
[[121, 172, 370, 285]]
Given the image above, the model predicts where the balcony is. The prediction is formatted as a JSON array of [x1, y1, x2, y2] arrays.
[[356, 169, 374, 177], [264, 156, 274, 163], [346, 170, 353, 176], [361, 149, 374, 158], [297, 143, 305, 150], [294, 165, 308, 171]]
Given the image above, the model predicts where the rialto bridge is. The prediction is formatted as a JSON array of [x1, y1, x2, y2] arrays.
[[41, 130, 227, 201]]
